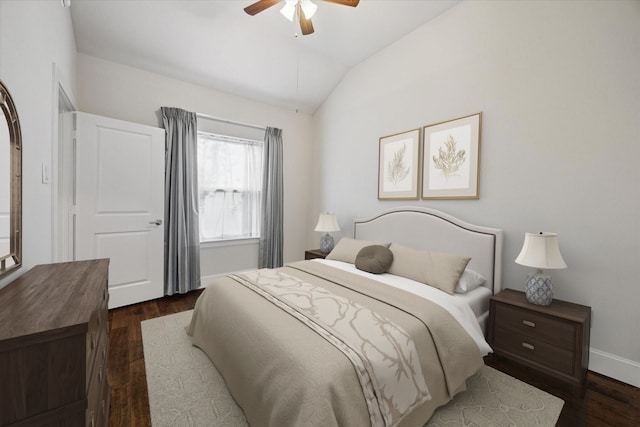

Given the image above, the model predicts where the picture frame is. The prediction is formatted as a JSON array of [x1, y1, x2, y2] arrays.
[[422, 112, 481, 199], [378, 128, 421, 200]]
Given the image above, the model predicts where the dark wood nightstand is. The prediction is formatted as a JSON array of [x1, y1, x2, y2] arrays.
[[488, 289, 591, 390], [304, 249, 328, 260]]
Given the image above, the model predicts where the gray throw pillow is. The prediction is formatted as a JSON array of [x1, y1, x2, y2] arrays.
[[355, 245, 394, 274]]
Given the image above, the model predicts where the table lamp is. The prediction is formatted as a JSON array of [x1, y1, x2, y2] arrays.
[[515, 232, 567, 306], [315, 212, 340, 253]]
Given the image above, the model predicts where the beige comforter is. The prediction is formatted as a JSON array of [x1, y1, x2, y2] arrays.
[[187, 261, 483, 427]]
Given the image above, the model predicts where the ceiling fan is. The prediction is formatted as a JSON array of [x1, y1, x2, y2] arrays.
[[244, 0, 360, 36]]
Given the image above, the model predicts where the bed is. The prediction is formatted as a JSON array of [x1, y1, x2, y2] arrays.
[[352, 207, 503, 333], [187, 207, 503, 427]]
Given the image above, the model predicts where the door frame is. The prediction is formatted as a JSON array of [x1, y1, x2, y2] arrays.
[[51, 63, 76, 263]]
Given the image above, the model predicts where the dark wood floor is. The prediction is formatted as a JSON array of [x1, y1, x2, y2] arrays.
[[484, 355, 639, 427], [108, 290, 639, 427], [107, 289, 203, 427]]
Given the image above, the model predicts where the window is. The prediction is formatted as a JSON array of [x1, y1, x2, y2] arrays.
[[197, 132, 263, 242]]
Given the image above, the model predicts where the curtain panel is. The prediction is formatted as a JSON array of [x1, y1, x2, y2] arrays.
[[259, 127, 284, 268], [161, 107, 201, 295]]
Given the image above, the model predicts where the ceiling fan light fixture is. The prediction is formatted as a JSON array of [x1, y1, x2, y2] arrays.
[[245, 0, 359, 36], [300, 0, 318, 20], [280, 0, 297, 22]]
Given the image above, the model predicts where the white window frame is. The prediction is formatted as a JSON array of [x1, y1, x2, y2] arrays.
[[197, 131, 263, 244]]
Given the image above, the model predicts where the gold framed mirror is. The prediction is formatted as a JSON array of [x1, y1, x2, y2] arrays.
[[0, 80, 22, 278]]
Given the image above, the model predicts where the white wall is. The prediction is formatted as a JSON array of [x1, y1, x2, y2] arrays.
[[76, 54, 314, 280], [312, 0, 640, 386], [0, 0, 77, 288]]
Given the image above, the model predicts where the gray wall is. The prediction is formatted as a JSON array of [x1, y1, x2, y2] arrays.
[[0, 1, 77, 287], [311, 0, 639, 386]]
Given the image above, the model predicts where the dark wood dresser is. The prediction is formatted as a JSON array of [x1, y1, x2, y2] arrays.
[[488, 288, 591, 390], [0, 259, 110, 426]]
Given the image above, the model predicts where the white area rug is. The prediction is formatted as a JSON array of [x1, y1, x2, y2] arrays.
[[142, 310, 564, 427]]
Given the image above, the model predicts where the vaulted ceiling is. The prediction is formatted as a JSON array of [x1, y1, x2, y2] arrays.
[[70, 0, 460, 114]]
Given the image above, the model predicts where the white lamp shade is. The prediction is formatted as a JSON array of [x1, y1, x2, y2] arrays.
[[300, 0, 318, 19], [515, 232, 567, 269], [314, 213, 340, 233]]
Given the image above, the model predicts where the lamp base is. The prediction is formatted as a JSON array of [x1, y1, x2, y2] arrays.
[[319, 233, 335, 253], [524, 271, 553, 306]]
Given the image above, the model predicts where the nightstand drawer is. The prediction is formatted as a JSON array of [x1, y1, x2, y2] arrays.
[[493, 325, 575, 376], [489, 289, 591, 388], [494, 303, 575, 351]]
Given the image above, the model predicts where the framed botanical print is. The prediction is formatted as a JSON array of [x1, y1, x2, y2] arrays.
[[378, 128, 421, 200], [422, 112, 481, 199]]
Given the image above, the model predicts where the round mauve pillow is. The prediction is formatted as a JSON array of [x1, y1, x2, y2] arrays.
[[355, 245, 394, 274]]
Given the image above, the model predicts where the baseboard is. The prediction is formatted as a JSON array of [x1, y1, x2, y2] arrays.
[[589, 347, 640, 388]]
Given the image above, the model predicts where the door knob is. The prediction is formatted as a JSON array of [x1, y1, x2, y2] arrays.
[[149, 219, 163, 226]]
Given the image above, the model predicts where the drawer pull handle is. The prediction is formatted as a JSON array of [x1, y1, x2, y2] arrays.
[[522, 320, 536, 327], [522, 342, 535, 351]]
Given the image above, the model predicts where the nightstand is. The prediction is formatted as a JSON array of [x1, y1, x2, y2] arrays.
[[304, 249, 327, 260], [488, 289, 591, 389]]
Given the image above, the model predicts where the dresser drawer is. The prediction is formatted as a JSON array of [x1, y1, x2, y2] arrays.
[[86, 295, 108, 378], [494, 303, 575, 351], [99, 376, 111, 427], [493, 325, 575, 376], [88, 337, 108, 402], [87, 332, 108, 427]]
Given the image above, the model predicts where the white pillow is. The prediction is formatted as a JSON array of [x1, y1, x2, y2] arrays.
[[455, 268, 487, 294]]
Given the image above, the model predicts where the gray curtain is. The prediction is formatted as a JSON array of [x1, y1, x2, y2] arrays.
[[161, 107, 201, 295], [259, 127, 284, 268]]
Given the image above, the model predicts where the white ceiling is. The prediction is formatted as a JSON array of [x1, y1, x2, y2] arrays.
[[70, 0, 460, 114]]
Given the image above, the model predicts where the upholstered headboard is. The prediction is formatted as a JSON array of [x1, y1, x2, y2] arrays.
[[353, 207, 503, 294]]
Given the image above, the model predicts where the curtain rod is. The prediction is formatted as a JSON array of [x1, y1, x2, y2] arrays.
[[196, 113, 266, 131]]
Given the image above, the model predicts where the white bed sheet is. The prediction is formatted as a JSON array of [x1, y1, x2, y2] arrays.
[[456, 286, 492, 319], [313, 259, 493, 356]]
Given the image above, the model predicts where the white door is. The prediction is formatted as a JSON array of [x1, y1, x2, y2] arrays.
[[74, 112, 165, 309]]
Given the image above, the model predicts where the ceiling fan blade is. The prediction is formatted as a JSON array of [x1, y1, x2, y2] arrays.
[[321, 0, 360, 7], [244, 0, 281, 16], [300, 17, 314, 35], [298, 3, 315, 35]]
